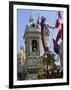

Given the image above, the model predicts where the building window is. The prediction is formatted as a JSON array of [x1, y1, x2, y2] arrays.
[[32, 23, 35, 27], [32, 40, 37, 51]]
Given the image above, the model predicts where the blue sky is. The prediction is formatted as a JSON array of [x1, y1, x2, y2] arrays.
[[17, 9, 63, 52]]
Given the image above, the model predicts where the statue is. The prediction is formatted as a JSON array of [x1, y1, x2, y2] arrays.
[[39, 16, 55, 52]]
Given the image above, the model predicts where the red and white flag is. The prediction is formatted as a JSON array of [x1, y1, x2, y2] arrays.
[[54, 11, 63, 48]]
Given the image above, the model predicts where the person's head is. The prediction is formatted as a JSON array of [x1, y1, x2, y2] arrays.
[[41, 16, 46, 22]]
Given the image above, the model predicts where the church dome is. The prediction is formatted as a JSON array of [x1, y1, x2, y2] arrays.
[[29, 15, 35, 22], [25, 15, 41, 32]]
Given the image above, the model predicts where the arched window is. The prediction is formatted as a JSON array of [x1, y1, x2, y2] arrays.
[[32, 40, 37, 51], [32, 23, 35, 27]]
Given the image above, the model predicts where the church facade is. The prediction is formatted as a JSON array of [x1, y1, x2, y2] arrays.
[[23, 16, 49, 80]]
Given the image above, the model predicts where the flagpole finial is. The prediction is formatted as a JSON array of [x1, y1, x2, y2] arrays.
[[58, 11, 62, 19]]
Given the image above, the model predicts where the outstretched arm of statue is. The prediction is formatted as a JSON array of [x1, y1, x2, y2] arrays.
[[45, 24, 55, 29]]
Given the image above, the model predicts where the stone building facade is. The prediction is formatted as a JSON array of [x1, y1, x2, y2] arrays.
[[23, 16, 49, 80]]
